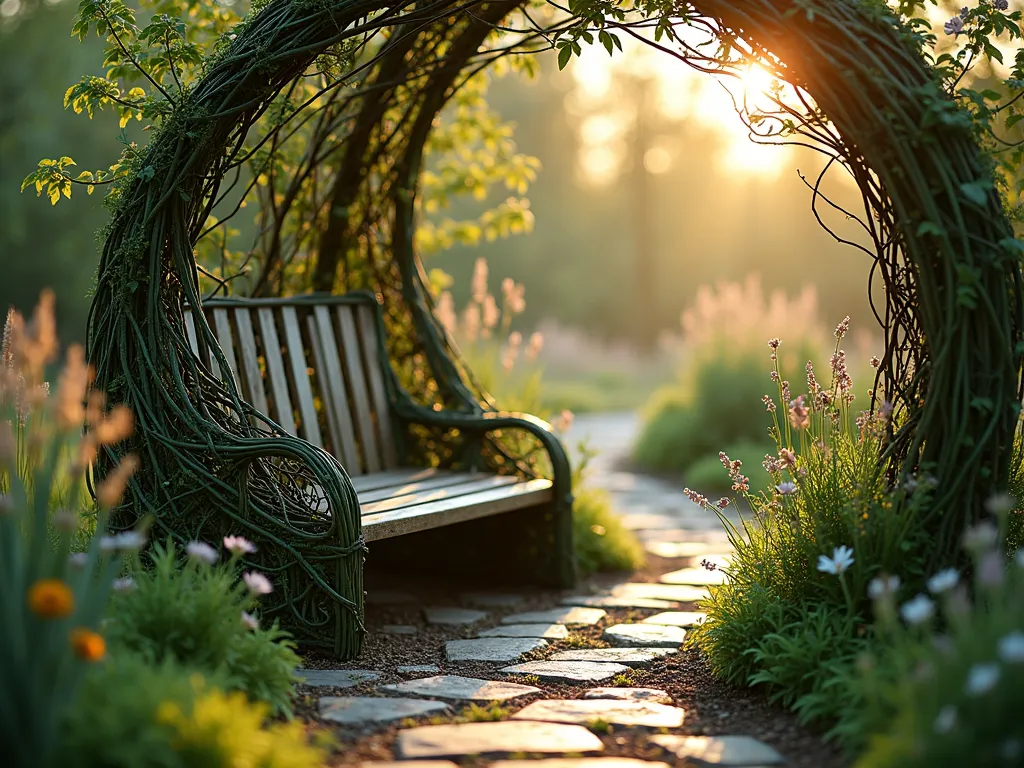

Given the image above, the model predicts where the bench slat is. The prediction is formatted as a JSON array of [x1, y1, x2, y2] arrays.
[[361, 478, 553, 542], [211, 308, 240, 387], [357, 471, 491, 504], [281, 307, 322, 448], [360, 474, 523, 515], [337, 306, 381, 473], [233, 309, 269, 416], [311, 306, 361, 472], [257, 308, 297, 436], [184, 311, 200, 358], [349, 468, 441, 493], [356, 304, 399, 468]]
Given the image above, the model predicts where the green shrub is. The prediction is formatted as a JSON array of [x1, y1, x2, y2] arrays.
[[61, 653, 326, 768], [105, 541, 300, 717], [633, 278, 830, 477]]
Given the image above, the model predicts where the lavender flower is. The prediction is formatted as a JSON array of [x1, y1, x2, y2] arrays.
[[900, 594, 935, 625], [944, 16, 965, 35], [964, 663, 1000, 696], [926, 568, 959, 594], [776, 482, 798, 496], [867, 574, 900, 600]]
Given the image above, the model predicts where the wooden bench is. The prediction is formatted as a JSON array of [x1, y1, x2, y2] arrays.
[[183, 292, 575, 588]]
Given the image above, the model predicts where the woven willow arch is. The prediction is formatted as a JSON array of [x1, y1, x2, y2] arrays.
[[88, 0, 1023, 659]]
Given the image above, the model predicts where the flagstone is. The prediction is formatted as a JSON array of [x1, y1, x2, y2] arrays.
[[396, 721, 604, 758], [479, 623, 570, 640], [501, 607, 607, 626], [445, 637, 547, 663], [649, 735, 785, 766], [398, 665, 440, 675], [382, 675, 540, 702], [424, 606, 488, 625], [602, 623, 686, 649], [492, 760, 670, 768], [513, 698, 685, 729], [560, 595, 677, 610], [500, 660, 629, 683], [645, 541, 733, 559], [609, 583, 708, 604], [318, 696, 447, 725], [642, 611, 707, 628], [550, 647, 675, 667], [659, 567, 728, 586], [296, 669, 380, 688], [583, 687, 673, 705]]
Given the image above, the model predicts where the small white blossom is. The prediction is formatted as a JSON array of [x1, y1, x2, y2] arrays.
[[933, 705, 957, 734], [99, 530, 147, 553], [241, 611, 259, 631], [962, 521, 998, 553], [868, 574, 900, 600], [964, 663, 1000, 696], [68, 552, 89, 568], [112, 577, 136, 593], [817, 545, 855, 575], [927, 568, 959, 594], [977, 550, 1005, 587], [900, 594, 935, 625], [985, 492, 1014, 516], [186, 541, 219, 565], [52, 510, 78, 532], [243, 571, 273, 595], [775, 482, 798, 496], [223, 535, 257, 555], [998, 631, 1024, 663]]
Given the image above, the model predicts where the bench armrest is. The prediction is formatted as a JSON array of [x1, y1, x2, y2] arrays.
[[394, 405, 573, 505]]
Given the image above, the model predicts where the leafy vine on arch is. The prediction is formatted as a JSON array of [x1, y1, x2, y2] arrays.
[[25, 0, 1024, 655]]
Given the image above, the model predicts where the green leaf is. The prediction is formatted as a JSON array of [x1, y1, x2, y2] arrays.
[[916, 221, 945, 237], [959, 181, 989, 206], [557, 44, 572, 71]]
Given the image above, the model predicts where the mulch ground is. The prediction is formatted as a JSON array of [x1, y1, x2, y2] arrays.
[[295, 554, 849, 768]]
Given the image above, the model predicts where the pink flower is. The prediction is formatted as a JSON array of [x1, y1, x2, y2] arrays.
[[243, 571, 273, 595], [789, 396, 810, 430], [241, 611, 259, 631], [224, 535, 257, 555]]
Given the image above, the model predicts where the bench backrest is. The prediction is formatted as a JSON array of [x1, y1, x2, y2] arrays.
[[184, 296, 398, 476]]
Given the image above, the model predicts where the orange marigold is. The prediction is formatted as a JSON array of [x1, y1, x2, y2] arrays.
[[27, 579, 74, 618], [69, 627, 106, 662]]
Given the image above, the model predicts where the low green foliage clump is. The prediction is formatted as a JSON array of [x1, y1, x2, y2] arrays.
[[633, 278, 833, 485], [63, 654, 326, 768], [105, 541, 301, 717]]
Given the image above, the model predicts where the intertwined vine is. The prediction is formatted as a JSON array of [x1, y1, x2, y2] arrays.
[[26, 0, 1023, 656]]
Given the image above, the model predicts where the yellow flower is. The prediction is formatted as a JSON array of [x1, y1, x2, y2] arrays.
[[69, 627, 106, 661], [27, 579, 74, 618]]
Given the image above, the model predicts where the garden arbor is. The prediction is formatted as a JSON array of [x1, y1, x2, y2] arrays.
[[86, 0, 1023, 659]]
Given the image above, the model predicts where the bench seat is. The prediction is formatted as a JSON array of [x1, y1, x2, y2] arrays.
[[354, 468, 553, 541]]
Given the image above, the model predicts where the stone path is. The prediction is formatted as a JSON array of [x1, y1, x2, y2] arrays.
[[299, 414, 803, 765]]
